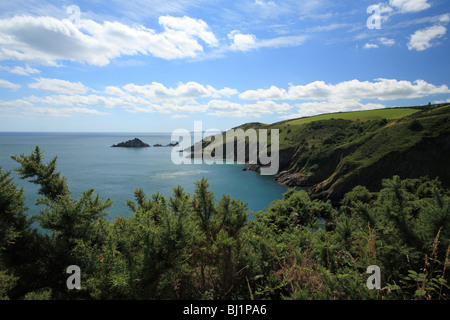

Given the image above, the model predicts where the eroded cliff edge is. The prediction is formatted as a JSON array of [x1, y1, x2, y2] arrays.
[[190, 104, 450, 204]]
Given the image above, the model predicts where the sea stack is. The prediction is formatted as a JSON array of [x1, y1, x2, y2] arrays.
[[111, 138, 150, 148]]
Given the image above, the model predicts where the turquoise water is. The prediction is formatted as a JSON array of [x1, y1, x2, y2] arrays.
[[0, 132, 288, 221]]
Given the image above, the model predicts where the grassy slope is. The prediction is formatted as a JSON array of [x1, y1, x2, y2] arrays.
[[277, 107, 419, 125], [197, 107, 420, 153], [261, 107, 419, 146], [195, 103, 450, 203]]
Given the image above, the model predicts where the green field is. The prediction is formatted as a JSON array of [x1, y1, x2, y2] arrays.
[[278, 107, 420, 127]]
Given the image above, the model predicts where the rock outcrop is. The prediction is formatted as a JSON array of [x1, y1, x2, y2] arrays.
[[274, 132, 450, 204], [111, 138, 150, 148], [112, 139, 179, 148], [153, 142, 179, 147]]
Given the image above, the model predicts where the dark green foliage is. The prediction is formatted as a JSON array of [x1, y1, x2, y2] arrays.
[[408, 119, 424, 132], [12, 146, 70, 201], [260, 188, 335, 233], [0, 148, 449, 300], [0, 168, 28, 249], [0, 167, 44, 299]]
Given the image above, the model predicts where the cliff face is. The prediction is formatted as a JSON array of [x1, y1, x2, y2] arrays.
[[276, 131, 450, 203], [276, 106, 450, 203], [193, 103, 450, 204]]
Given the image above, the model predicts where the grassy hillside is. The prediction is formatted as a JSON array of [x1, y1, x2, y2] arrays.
[[277, 106, 419, 125], [195, 106, 422, 154], [192, 103, 450, 203]]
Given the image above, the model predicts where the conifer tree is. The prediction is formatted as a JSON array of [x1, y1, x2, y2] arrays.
[[11, 146, 112, 298], [0, 168, 42, 298]]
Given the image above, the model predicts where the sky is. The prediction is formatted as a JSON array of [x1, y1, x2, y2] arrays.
[[0, 0, 449, 132]]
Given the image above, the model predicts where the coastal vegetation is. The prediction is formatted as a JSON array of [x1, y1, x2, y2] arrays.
[[1, 103, 449, 300], [0, 146, 448, 300], [194, 103, 450, 203]]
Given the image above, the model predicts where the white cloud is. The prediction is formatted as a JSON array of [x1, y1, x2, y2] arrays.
[[439, 13, 450, 24], [28, 77, 91, 94], [240, 78, 450, 101], [363, 38, 395, 49], [305, 23, 350, 33], [432, 98, 450, 104], [26, 93, 144, 109], [0, 15, 218, 66], [0, 79, 20, 90], [104, 86, 126, 96], [3, 78, 449, 118], [0, 98, 32, 108], [239, 86, 288, 100], [228, 30, 306, 52], [128, 103, 209, 114], [159, 15, 218, 47], [364, 43, 379, 49], [0, 65, 40, 76], [408, 25, 446, 51], [257, 35, 307, 49], [379, 3, 396, 15], [207, 100, 293, 117], [378, 37, 395, 46], [23, 80, 238, 112], [389, 0, 431, 13], [60, 95, 293, 118], [25, 106, 109, 117], [228, 31, 257, 51], [122, 81, 238, 104]]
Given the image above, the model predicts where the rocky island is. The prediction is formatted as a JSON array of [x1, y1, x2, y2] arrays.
[[111, 138, 180, 148], [111, 138, 150, 148], [153, 142, 179, 147]]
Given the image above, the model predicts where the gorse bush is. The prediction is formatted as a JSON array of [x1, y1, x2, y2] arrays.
[[0, 147, 448, 300]]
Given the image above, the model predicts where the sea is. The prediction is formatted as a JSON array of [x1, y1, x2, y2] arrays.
[[0, 132, 289, 223]]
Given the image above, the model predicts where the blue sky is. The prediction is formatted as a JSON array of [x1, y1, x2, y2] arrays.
[[0, 0, 449, 132]]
